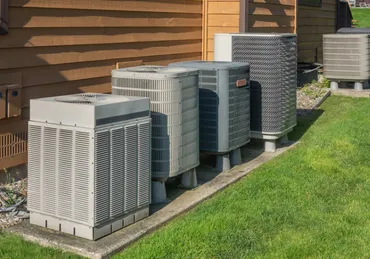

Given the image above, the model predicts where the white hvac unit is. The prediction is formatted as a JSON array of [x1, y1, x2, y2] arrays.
[[323, 34, 370, 91], [28, 93, 151, 240], [214, 33, 297, 152], [112, 66, 199, 203]]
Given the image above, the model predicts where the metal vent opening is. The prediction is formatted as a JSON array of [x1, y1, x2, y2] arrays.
[[54, 95, 106, 105]]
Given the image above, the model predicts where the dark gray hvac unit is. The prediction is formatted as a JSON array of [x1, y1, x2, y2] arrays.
[[214, 33, 297, 152], [169, 61, 251, 170], [337, 28, 370, 34]]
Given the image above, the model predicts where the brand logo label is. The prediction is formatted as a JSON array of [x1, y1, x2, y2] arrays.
[[236, 79, 247, 87]]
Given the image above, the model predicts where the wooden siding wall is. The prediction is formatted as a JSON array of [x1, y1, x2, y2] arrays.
[[203, 0, 240, 60], [203, 0, 296, 61], [297, 0, 337, 63], [248, 0, 295, 33], [0, 0, 202, 169]]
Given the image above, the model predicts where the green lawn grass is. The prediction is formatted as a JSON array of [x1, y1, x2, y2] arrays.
[[0, 233, 81, 259], [1, 95, 370, 258], [116, 96, 370, 258], [351, 8, 370, 27]]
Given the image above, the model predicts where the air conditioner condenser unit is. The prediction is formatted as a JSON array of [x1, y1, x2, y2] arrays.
[[324, 34, 370, 91], [28, 93, 151, 240], [214, 33, 297, 152], [112, 66, 199, 203], [169, 61, 251, 171]]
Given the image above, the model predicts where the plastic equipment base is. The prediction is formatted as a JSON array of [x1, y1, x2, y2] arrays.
[[152, 181, 167, 204], [215, 147, 243, 172], [331, 80, 369, 91], [30, 207, 149, 241], [181, 168, 198, 189], [251, 128, 294, 153]]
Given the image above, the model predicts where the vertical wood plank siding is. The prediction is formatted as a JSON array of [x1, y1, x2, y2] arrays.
[[0, 0, 202, 169]]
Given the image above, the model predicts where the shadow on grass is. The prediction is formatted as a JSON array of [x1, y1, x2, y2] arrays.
[[290, 109, 324, 142]]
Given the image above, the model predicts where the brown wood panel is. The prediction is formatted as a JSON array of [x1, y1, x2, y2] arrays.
[[208, 14, 239, 27], [248, 27, 294, 33], [298, 17, 335, 26], [0, 153, 27, 170], [0, 27, 202, 49], [9, 0, 202, 14], [208, 2, 239, 14], [298, 9, 336, 19], [297, 0, 336, 63], [297, 25, 335, 34], [22, 77, 112, 107], [9, 7, 201, 28], [249, 3, 295, 16], [0, 40, 202, 69], [249, 15, 294, 28], [207, 26, 239, 39], [252, 0, 295, 5], [0, 52, 201, 88]]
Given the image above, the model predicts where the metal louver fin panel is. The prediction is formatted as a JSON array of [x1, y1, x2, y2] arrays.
[[112, 66, 199, 180], [58, 129, 73, 218], [42, 127, 57, 215], [169, 61, 251, 153], [124, 124, 138, 212], [94, 130, 110, 224], [138, 122, 151, 207], [74, 131, 90, 223], [27, 124, 42, 211], [323, 34, 370, 81], [110, 127, 124, 218]]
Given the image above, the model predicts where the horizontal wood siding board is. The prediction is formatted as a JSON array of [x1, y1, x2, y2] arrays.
[[298, 17, 335, 26], [208, 2, 239, 14], [0, 52, 202, 88], [207, 26, 239, 39], [9, 7, 201, 28], [22, 76, 112, 107], [297, 25, 335, 34], [208, 14, 239, 27], [249, 3, 295, 16], [0, 27, 202, 49], [9, 0, 202, 14], [252, 0, 295, 6], [249, 15, 294, 28], [0, 153, 27, 170], [0, 40, 202, 69], [248, 27, 294, 33]]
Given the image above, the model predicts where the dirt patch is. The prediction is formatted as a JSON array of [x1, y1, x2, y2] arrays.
[[297, 80, 330, 116]]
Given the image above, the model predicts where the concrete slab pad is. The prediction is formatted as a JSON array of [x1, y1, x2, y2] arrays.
[[7, 141, 299, 259], [331, 89, 370, 98]]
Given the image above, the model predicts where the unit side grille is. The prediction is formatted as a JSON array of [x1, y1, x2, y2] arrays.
[[110, 127, 124, 218], [323, 35, 370, 81], [112, 75, 199, 179], [58, 129, 73, 218], [228, 69, 251, 149], [74, 131, 90, 223], [138, 122, 151, 207], [28, 125, 42, 211], [231, 35, 297, 133]]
